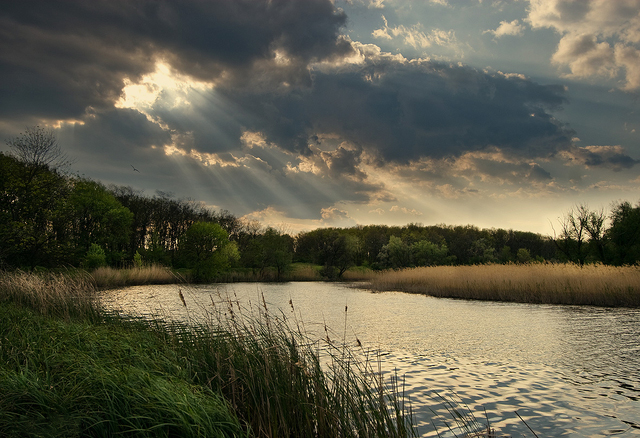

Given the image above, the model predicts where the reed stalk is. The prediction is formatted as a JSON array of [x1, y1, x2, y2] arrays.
[[0, 270, 423, 437], [367, 263, 640, 307], [90, 265, 176, 289]]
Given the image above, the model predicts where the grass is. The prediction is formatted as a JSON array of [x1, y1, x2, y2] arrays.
[[0, 270, 421, 438], [0, 269, 100, 320], [0, 303, 244, 438], [366, 263, 640, 307], [90, 265, 177, 289]]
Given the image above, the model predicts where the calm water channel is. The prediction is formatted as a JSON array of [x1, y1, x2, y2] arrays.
[[101, 282, 640, 437]]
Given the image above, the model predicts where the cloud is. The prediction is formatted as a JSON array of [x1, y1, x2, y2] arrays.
[[560, 145, 639, 171], [372, 15, 456, 49], [526, 0, 640, 89], [390, 205, 423, 216], [484, 19, 525, 38], [551, 33, 617, 79], [0, 0, 352, 122], [220, 53, 573, 164]]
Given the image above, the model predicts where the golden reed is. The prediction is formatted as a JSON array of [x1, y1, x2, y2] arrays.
[[367, 263, 640, 307]]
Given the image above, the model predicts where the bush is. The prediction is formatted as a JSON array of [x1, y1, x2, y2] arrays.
[[83, 244, 107, 270]]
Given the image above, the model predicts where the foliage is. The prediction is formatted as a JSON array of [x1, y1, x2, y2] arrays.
[[83, 244, 107, 270], [179, 222, 233, 282], [606, 201, 640, 265], [68, 180, 133, 263], [296, 229, 360, 279], [0, 153, 71, 268]]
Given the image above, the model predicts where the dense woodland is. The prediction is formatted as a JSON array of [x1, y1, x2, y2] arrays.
[[2, 128, 640, 281]]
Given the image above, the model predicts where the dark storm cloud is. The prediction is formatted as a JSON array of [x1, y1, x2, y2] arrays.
[[563, 145, 639, 171], [0, 0, 350, 121], [58, 108, 170, 164], [219, 59, 575, 163]]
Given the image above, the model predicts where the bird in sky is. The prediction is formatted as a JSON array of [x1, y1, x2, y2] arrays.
[[131, 164, 140, 172]]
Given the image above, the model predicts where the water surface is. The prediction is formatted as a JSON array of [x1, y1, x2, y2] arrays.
[[102, 282, 640, 437]]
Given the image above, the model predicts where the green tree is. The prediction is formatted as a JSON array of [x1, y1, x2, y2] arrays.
[[411, 240, 454, 266], [68, 180, 133, 265], [179, 222, 233, 282], [516, 248, 532, 264], [261, 228, 294, 280], [470, 238, 497, 264], [83, 244, 107, 270], [295, 229, 359, 279], [377, 236, 411, 269], [0, 153, 70, 268], [606, 200, 640, 265]]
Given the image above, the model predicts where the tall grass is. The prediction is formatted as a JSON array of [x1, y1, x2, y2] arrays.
[[367, 263, 640, 307], [0, 270, 420, 438], [0, 303, 245, 438], [0, 270, 100, 320], [168, 294, 418, 438], [90, 264, 176, 289]]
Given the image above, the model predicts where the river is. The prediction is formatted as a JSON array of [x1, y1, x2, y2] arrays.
[[101, 281, 640, 437]]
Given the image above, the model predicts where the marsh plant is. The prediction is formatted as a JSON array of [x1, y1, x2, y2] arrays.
[[367, 263, 640, 307], [166, 290, 419, 438], [90, 264, 176, 288], [0, 270, 100, 320], [0, 271, 422, 437]]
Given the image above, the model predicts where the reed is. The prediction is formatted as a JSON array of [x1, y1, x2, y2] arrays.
[[0, 271, 420, 438], [0, 303, 244, 438], [163, 289, 418, 438], [90, 264, 176, 289], [367, 263, 640, 307], [0, 270, 100, 320]]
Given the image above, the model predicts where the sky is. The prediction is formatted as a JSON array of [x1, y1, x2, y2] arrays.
[[1, 0, 639, 236]]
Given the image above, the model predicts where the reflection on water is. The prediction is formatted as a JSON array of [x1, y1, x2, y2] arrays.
[[101, 282, 640, 437]]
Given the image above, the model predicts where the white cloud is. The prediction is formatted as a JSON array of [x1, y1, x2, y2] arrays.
[[373, 15, 456, 50], [551, 33, 617, 79], [526, 0, 640, 89], [390, 205, 423, 216], [484, 19, 524, 38]]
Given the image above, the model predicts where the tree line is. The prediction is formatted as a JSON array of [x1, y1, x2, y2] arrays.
[[2, 127, 639, 280]]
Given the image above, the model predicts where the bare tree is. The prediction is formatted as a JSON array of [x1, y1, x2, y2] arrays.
[[553, 204, 607, 265], [6, 126, 72, 171]]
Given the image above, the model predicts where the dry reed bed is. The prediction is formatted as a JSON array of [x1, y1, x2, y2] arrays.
[[0, 270, 100, 319], [367, 263, 640, 307], [91, 265, 177, 288]]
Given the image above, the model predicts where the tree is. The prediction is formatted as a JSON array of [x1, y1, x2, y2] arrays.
[[68, 180, 133, 265], [470, 238, 497, 264], [179, 222, 233, 282], [295, 229, 359, 279], [606, 200, 640, 265], [411, 240, 454, 266], [516, 248, 532, 264], [0, 153, 71, 268], [6, 126, 71, 172], [377, 236, 411, 269], [261, 228, 294, 280], [553, 204, 606, 265]]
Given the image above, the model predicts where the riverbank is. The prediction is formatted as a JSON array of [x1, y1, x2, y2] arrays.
[[0, 270, 419, 438], [365, 263, 640, 307]]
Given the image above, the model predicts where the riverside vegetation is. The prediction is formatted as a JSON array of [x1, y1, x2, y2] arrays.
[[3, 127, 640, 286], [0, 270, 426, 438], [365, 263, 640, 307]]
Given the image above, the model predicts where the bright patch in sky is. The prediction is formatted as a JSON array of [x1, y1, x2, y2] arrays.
[[1, 0, 639, 236]]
